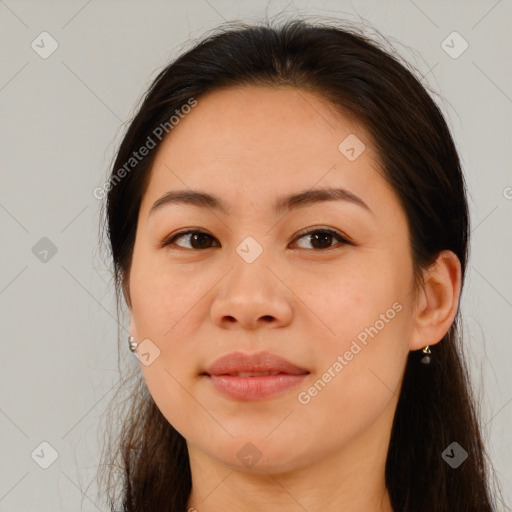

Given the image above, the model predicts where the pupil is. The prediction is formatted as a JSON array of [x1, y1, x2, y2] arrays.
[[312, 233, 331, 249], [193, 233, 211, 249]]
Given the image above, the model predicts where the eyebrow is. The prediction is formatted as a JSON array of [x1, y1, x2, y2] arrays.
[[148, 186, 373, 218]]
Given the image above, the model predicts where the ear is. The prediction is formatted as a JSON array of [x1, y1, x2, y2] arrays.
[[409, 250, 462, 351]]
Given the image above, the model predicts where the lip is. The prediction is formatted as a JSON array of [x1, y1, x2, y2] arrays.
[[202, 351, 310, 401]]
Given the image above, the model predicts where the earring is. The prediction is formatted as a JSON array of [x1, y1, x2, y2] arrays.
[[128, 336, 138, 352], [420, 345, 432, 365]]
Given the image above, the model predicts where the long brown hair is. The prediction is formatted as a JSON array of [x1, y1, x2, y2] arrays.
[[97, 18, 507, 511]]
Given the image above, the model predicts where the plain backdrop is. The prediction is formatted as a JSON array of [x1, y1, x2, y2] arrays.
[[1, 1, 511, 510]]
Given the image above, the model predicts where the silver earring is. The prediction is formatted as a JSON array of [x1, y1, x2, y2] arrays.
[[420, 345, 432, 365], [128, 336, 138, 352]]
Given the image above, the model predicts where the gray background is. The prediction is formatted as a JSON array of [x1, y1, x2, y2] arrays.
[[1, 0, 511, 510]]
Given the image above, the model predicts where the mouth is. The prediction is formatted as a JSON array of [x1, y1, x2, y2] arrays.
[[221, 371, 284, 377], [202, 351, 310, 401]]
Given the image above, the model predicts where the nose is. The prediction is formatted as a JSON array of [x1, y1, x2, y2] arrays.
[[210, 260, 293, 331]]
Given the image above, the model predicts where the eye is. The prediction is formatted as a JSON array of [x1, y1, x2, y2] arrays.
[[292, 227, 351, 250], [163, 230, 219, 250], [161, 227, 352, 251]]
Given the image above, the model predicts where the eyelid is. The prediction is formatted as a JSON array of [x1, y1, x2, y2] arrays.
[[159, 227, 214, 249], [160, 226, 353, 249], [293, 225, 352, 244]]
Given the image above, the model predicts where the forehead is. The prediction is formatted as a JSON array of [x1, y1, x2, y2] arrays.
[[140, 85, 393, 217]]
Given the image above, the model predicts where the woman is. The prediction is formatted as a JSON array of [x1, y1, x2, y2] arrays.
[[98, 18, 503, 511]]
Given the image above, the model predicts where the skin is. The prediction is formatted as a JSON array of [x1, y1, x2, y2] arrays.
[[127, 85, 461, 512]]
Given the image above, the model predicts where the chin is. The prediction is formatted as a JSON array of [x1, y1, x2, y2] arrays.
[[198, 435, 313, 476]]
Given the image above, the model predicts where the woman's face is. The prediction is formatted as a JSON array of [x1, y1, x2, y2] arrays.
[[128, 85, 417, 473]]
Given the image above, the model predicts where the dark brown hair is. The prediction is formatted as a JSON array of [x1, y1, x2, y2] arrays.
[[98, 17, 506, 511]]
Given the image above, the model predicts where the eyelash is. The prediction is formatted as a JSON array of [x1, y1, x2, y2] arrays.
[[161, 227, 352, 251]]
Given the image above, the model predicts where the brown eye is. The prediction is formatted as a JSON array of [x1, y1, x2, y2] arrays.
[[292, 228, 351, 250], [162, 227, 351, 251], [164, 230, 219, 250]]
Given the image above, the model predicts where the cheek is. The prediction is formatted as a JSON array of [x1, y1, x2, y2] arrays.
[[302, 259, 410, 413], [130, 264, 204, 437], [295, 306, 409, 455], [309, 260, 404, 342], [129, 244, 200, 337]]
